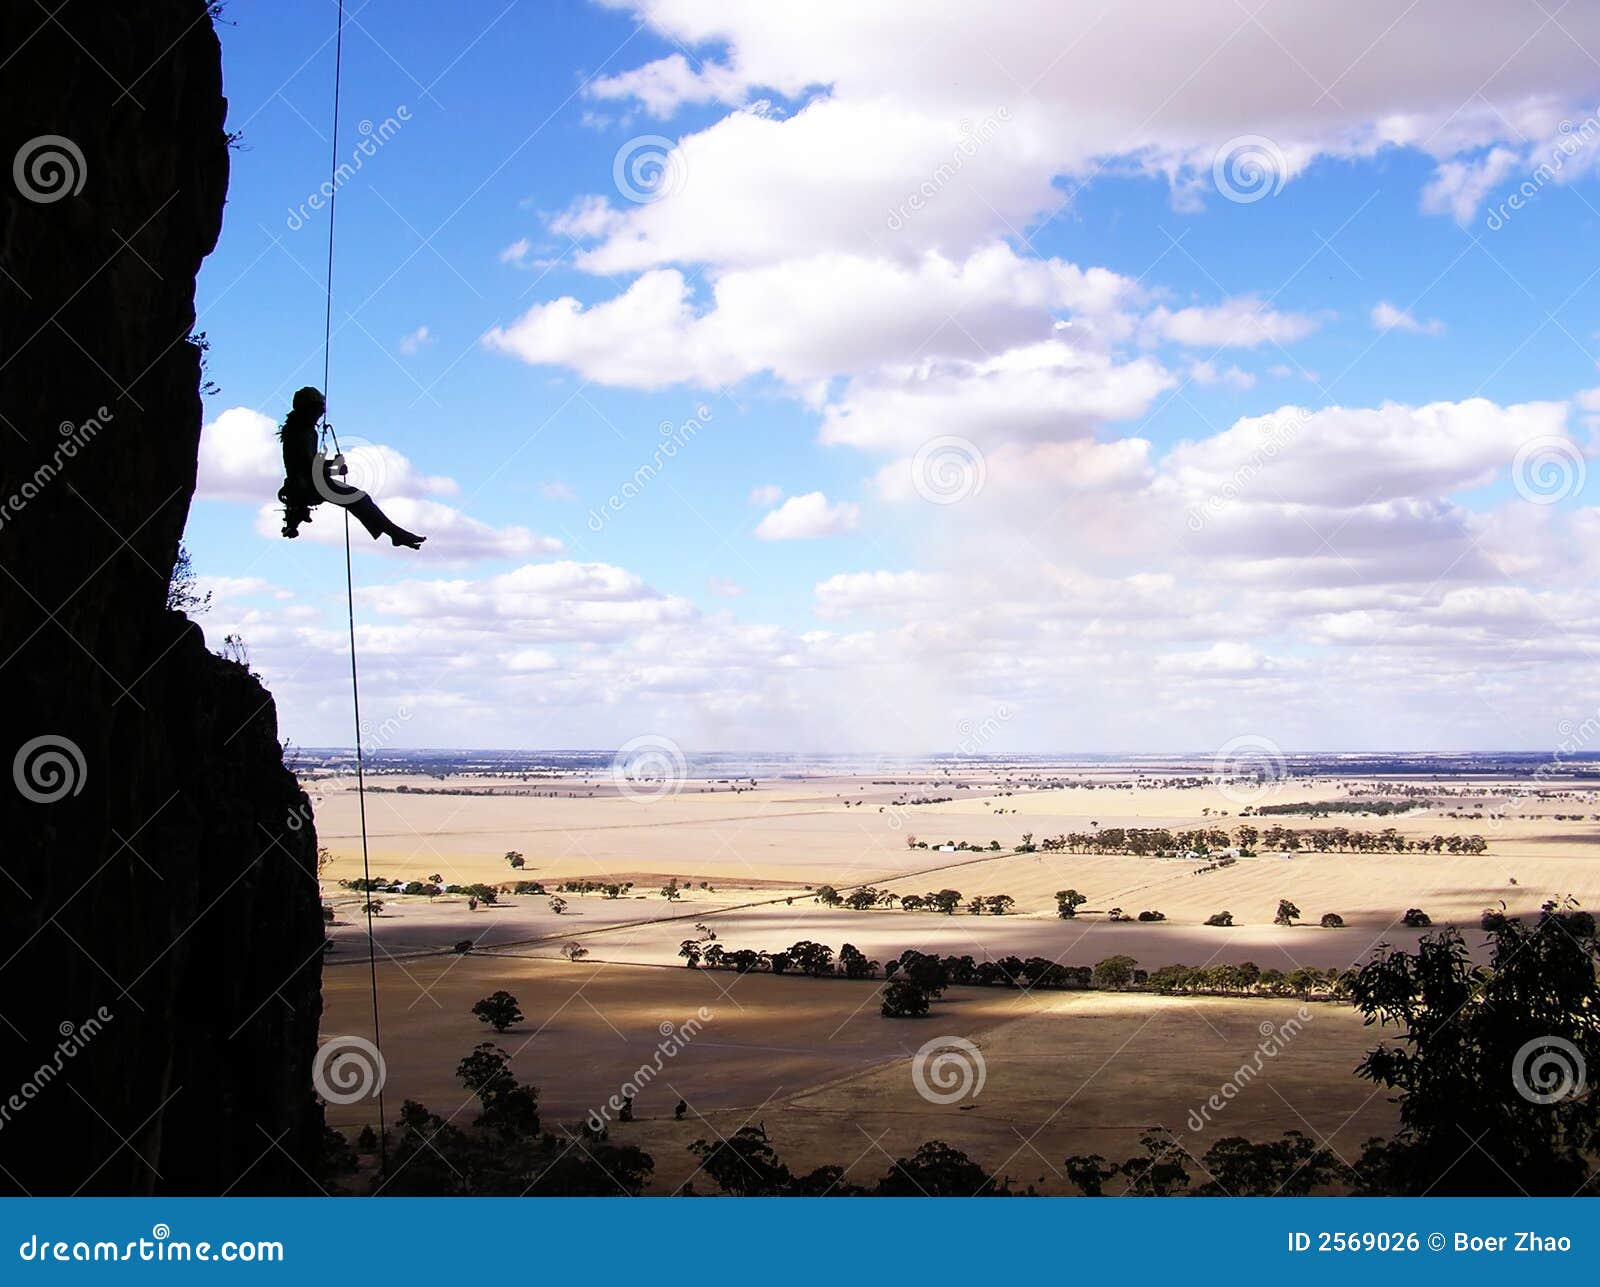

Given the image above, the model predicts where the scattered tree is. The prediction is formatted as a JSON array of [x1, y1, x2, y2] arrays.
[[1055, 889, 1088, 919], [472, 990, 524, 1033], [688, 1125, 791, 1196], [1092, 955, 1137, 989], [880, 979, 930, 1018]]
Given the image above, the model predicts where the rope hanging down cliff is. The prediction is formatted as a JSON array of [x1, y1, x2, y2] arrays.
[[320, 0, 389, 1176]]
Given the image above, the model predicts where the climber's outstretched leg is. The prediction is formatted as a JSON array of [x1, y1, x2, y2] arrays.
[[345, 494, 426, 549]]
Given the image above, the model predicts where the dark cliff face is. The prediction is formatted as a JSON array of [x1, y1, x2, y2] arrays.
[[0, 2, 325, 1193]]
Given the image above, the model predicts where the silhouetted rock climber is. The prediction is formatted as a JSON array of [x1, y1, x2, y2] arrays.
[[277, 386, 425, 548]]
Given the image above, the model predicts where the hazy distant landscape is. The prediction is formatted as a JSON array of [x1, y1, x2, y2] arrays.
[[308, 750, 1600, 1194]]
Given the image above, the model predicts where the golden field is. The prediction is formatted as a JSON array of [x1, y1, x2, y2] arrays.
[[313, 762, 1599, 1191]]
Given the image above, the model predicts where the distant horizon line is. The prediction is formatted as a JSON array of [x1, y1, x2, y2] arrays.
[[291, 746, 1595, 759]]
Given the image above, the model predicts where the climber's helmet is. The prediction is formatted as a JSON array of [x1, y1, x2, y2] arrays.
[[292, 386, 326, 420]]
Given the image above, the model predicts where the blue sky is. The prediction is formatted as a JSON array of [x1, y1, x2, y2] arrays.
[[190, 1, 1600, 752]]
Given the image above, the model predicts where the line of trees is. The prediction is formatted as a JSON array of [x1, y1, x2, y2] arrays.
[[1034, 824, 1487, 855], [815, 885, 997, 915], [676, 935, 1350, 1004]]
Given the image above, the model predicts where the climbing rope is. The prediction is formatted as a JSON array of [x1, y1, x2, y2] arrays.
[[320, 0, 389, 1175]]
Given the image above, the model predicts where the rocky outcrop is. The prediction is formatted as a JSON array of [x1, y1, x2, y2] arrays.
[[0, 2, 325, 1192]]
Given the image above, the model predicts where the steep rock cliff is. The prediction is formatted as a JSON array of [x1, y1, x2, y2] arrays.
[[0, 1, 325, 1193]]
